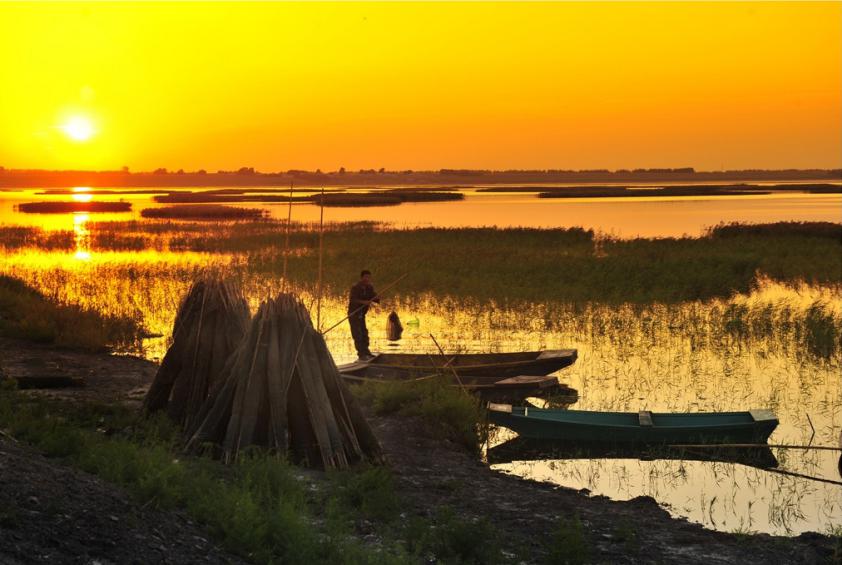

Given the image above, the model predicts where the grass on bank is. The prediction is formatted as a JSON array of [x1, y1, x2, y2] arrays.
[[0, 383, 506, 564], [353, 376, 487, 453], [0, 275, 142, 351]]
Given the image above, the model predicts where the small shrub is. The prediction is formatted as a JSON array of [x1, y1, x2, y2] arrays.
[[422, 507, 500, 565], [356, 377, 485, 452], [548, 516, 590, 565]]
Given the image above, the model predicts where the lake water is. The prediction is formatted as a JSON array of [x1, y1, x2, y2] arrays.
[[0, 184, 840, 237], [0, 183, 839, 535]]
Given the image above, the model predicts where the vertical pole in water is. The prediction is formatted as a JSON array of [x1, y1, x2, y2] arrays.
[[282, 180, 294, 293], [316, 186, 325, 330]]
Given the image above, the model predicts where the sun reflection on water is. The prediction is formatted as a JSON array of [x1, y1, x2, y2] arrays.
[[73, 212, 91, 261]]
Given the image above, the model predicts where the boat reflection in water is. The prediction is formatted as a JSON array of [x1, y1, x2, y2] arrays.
[[487, 437, 779, 471]]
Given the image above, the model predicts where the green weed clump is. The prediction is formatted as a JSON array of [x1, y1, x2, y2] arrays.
[[0, 274, 143, 351], [355, 377, 485, 453], [330, 466, 400, 522], [548, 516, 591, 565], [404, 507, 500, 565]]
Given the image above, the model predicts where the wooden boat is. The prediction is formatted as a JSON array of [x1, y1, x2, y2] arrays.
[[341, 372, 579, 404], [337, 349, 577, 380], [487, 404, 779, 445]]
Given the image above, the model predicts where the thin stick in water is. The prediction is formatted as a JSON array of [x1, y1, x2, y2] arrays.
[[316, 186, 325, 331], [282, 180, 294, 292]]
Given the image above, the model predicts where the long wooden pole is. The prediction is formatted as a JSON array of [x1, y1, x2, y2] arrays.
[[316, 186, 325, 331], [320, 273, 408, 336], [281, 180, 294, 292]]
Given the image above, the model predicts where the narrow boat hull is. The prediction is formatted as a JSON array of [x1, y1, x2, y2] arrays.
[[341, 373, 579, 405], [488, 406, 779, 445], [338, 349, 578, 380]]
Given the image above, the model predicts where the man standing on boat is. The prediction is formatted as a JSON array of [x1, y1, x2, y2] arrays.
[[348, 270, 380, 361]]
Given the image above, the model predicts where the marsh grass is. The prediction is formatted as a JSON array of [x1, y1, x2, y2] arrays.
[[0, 226, 74, 250], [17, 201, 132, 214], [0, 274, 142, 350], [18, 220, 837, 304], [140, 204, 266, 220]]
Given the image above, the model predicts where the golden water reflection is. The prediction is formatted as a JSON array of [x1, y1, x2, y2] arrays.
[[73, 213, 91, 261]]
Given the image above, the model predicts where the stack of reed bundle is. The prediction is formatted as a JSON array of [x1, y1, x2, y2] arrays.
[[143, 279, 250, 430], [186, 293, 382, 468]]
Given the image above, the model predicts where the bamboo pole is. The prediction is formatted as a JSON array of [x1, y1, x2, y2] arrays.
[[282, 180, 294, 292], [320, 273, 408, 335], [316, 186, 325, 331]]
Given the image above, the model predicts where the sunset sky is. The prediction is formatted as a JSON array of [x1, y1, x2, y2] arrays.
[[0, 2, 839, 172]]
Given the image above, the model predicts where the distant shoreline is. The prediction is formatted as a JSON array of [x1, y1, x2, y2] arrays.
[[1, 167, 839, 189]]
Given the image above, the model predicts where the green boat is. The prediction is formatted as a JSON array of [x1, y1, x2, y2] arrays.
[[487, 404, 779, 445]]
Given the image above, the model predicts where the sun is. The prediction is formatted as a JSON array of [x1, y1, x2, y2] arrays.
[[62, 116, 95, 141]]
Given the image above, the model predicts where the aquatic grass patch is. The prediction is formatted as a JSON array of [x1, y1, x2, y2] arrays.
[[17, 201, 132, 214], [4, 220, 840, 303], [0, 226, 74, 251], [0, 274, 143, 351], [140, 204, 266, 220]]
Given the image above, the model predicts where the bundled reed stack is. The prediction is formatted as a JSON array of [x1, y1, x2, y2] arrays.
[[143, 279, 250, 430], [186, 293, 382, 468]]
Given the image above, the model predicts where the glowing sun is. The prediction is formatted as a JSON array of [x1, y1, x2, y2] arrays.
[[62, 116, 95, 141]]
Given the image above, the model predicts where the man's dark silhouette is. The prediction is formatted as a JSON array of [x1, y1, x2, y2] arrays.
[[348, 270, 380, 360]]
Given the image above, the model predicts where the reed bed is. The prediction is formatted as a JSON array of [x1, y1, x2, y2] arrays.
[[16, 201, 132, 214], [3, 221, 840, 304], [0, 226, 74, 250], [141, 204, 267, 220], [478, 183, 841, 195], [0, 274, 142, 350], [314, 191, 464, 207]]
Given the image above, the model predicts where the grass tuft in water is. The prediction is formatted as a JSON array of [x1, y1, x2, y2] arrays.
[[0, 274, 143, 351]]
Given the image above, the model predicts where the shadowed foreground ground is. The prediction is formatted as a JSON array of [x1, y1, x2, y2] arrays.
[[0, 338, 836, 564]]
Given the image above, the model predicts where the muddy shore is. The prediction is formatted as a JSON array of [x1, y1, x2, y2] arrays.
[[0, 337, 837, 564]]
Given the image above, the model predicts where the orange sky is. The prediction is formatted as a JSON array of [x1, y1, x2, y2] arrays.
[[0, 2, 839, 172]]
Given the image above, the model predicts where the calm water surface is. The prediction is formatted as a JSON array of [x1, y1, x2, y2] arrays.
[[1, 184, 840, 237]]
